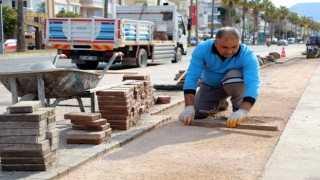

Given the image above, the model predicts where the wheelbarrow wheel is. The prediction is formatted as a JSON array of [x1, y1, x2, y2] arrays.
[[76, 61, 99, 70], [20, 93, 38, 101]]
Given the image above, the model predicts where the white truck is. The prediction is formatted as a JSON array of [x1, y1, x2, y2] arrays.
[[43, 5, 188, 69]]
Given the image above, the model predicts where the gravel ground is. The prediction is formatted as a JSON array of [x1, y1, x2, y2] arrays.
[[58, 58, 320, 179]]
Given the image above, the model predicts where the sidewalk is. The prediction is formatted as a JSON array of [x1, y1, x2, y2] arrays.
[[260, 60, 320, 179]]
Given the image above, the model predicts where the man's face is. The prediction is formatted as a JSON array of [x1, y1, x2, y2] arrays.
[[214, 32, 240, 58]]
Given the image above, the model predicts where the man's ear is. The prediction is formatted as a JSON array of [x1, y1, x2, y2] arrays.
[[214, 39, 217, 45]]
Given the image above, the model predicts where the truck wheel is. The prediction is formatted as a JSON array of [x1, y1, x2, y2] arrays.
[[137, 49, 147, 67], [76, 61, 99, 69], [172, 47, 182, 63]]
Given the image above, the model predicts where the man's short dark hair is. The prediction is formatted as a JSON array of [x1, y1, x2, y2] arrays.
[[216, 27, 240, 40]]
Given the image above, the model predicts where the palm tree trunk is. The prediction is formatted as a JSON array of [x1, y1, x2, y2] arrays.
[[228, 9, 232, 26], [241, 12, 246, 42], [16, 0, 26, 52]]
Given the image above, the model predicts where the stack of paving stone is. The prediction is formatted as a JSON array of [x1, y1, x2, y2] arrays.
[[64, 112, 112, 144], [96, 75, 155, 130], [0, 101, 58, 171]]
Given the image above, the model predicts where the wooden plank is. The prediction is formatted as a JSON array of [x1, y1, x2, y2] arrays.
[[192, 119, 278, 131]]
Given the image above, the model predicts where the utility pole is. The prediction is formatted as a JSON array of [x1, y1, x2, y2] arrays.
[[0, 4, 3, 54], [211, 0, 215, 38], [188, 0, 193, 46], [195, 0, 198, 45]]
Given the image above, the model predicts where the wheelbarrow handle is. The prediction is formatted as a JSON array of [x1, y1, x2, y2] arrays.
[[52, 55, 60, 67], [52, 54, 68, 67], [100, 52, 124, 78]]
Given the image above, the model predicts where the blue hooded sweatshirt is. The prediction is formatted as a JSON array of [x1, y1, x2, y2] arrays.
[[183, 39, 260, 104]]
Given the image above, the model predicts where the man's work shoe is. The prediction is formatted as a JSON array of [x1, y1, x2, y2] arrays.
[[218, 101, 229, 111]]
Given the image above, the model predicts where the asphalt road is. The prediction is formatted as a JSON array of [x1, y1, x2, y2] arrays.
[[0, 44, 306, 75]]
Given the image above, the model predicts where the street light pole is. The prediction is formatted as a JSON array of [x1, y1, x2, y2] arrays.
[[196, 0, 198, 45]]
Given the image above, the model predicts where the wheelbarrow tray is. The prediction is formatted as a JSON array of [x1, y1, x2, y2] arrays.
[[0, 68, 101, 99]]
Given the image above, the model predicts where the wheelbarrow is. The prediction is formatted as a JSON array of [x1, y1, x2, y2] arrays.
[[0, 52, 132, 112]]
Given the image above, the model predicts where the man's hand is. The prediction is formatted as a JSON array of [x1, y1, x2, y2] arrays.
[[227, 109, 248, 127], [179, 106, 195, 125]]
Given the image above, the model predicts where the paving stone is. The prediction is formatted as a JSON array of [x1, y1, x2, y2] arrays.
[[0, 110, 49, 122], [2, 161, 53, 171], [0, 119, 47, 129], [1, 151, 55, 164], [66, 130, 106, 140], [0, 139, 50, 151], [48, 135, 59, 145], [71, 118, 107, 127], [0, 134, 46, 144], [0, 126, 47, 136], [46, 128, 59, 139], [47, 122, 56, 131], [47, 115, 56, 124], [0, 147, 51, 157], [67, 137, 106, 145], [64, 112, 101, 121], [72, 123, 110, 131], [50, 142, 59, 151], [7, 101, 42, 114], [38, 107, 56, 116]]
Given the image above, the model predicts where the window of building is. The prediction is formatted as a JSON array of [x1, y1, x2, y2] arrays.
[[12, 1, 15, 8]]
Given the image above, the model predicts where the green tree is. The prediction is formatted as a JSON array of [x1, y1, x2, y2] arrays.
[[2, 5, 17, 38], [36, 2, 46, 13], [56, 9, 82, 18]]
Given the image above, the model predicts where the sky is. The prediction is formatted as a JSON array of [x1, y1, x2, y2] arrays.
[[270, 0, 320, 8]]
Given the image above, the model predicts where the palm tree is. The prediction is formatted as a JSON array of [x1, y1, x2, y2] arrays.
[[248, 0, 265, 45], [221, 0, 241, 26], [266, 5, 277, 41], [301, 16, 313, 40], [262, 0, 273, 35], [16, 0, 26, 52], [287, 12, 299, 38], [238, 0, 250, 43], [277, 6, 289, 39]]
